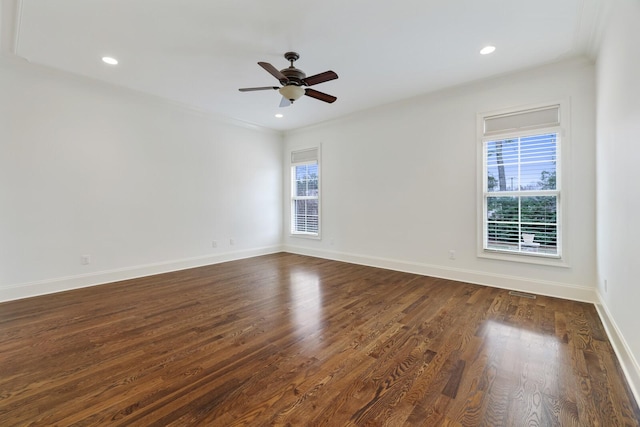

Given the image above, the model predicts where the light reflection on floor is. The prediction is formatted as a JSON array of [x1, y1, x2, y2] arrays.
[[289, 269, 324, 348], [482, 319, 562, 399], [483, 319, 560, 348]]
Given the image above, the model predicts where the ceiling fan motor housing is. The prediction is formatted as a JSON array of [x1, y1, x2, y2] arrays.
[[280, 68, 306, 86]]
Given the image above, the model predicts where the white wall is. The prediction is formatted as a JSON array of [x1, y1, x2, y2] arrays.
[[284, 58, 597, 302], [0, 58, 283, 301], [595, 0, 640, 402]]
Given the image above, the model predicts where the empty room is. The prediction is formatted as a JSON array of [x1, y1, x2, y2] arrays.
[[1, 0, 639, 425]]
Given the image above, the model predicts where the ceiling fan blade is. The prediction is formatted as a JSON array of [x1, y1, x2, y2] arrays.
[[238, 86, 279, 92], [279, 97, 291, 108], [303, 70, 338, 86], [258, 62, 288, 83], [305, 88, 337, 103]]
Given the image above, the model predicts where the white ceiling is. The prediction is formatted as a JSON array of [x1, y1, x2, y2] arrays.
[[4, 0, 603, 131]]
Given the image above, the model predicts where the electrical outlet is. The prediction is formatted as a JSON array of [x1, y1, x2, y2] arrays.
[[449, 250, 456, 260], [80, 255, 91, 265], [212, 240, 217, 248], [230, 238, 235, 246]]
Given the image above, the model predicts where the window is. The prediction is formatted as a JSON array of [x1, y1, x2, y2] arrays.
[[480, 104, 562, 259], [291, 147, 320, 237]]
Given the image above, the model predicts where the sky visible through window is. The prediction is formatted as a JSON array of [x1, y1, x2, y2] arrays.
[[486, 134, 556, 192], [295, 164, 319, 195]]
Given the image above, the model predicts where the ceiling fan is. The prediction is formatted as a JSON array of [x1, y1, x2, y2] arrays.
[[239, 52, 338, 107]]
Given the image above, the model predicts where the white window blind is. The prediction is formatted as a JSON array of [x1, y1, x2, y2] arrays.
[[484, 105, 559, 136], [291, 148, 320, 236], [291, 147, 318, 164]]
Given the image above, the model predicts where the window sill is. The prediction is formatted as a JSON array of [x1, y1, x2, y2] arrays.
[[478, 249, 569, 268], [290, 232, 321, 240]]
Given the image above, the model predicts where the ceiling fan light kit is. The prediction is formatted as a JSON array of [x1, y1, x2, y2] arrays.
[[239, 52, 338, 107], [279, 85, 305, 101]]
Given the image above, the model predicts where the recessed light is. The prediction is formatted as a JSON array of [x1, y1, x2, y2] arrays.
[[102, 56, 118, 65], [480, 46, 496, 55], [275, 114, 284, 118]]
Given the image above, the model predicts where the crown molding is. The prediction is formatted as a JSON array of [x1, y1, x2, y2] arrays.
[[0, 0, 22, 55], [584, 0, 614, 59]]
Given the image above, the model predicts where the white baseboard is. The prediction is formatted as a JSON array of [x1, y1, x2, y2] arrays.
[[284, 245, 597, 303], [0, 245, 283, 303], [595, 292, 640, 406]]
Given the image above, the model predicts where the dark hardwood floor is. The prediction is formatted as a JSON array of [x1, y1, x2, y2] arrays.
[[0, 253, 638, 426]]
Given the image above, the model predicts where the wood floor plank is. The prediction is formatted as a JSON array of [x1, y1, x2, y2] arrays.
[[0, 253, 638, 426]]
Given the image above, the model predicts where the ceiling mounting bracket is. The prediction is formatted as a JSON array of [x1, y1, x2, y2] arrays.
[[284, 51, 300, 66]]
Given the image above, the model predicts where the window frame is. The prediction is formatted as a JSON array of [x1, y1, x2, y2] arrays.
[[477, 101, 570, 267], [290, 146, 321, 239]]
